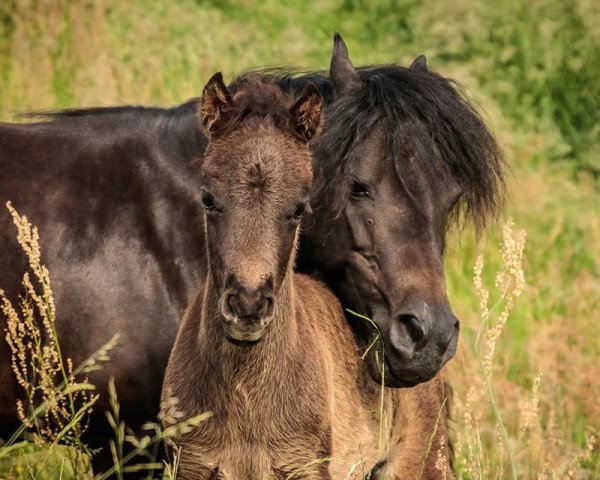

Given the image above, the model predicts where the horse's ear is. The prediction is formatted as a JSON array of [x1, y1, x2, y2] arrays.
[[330, 32, 363, 98], [200, 72, 233, 134], [289, 83, 322, 142], [410, 55, 428, 72]]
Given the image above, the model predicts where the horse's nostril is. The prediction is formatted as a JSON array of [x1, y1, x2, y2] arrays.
[[397, 314, 426, 343], [441, 317, 460, 352], [389, 315, 426, 361]]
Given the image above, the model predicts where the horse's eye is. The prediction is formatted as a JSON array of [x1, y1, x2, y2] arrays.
[[201, 192, 216, 211], [292, 202, 310, 221], [350, 180, 370, 199]]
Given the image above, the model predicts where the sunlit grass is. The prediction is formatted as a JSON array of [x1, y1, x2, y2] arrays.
[[447, 218, 600, 478]]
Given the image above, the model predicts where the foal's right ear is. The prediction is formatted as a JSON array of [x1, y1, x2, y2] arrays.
[[200, 72, 233, 134], [290, 83, 322, 142]]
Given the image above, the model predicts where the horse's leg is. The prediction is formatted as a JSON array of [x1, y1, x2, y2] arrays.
[[383, 374, 454, 479]]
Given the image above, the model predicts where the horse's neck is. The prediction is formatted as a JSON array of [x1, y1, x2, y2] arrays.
[[155, 103, 208, 169], [199, 269, 299, 383], [123, 108, 209, 310]]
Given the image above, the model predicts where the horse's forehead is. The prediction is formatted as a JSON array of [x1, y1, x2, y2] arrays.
[[353, 121, 460, 202], [353, 123, 388, 182]]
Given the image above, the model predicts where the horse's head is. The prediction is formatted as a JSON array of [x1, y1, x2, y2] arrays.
[[198, 73, 321, 345], [301, 34, 504, 387]]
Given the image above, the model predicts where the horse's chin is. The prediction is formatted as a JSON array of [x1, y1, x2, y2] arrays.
[[363, 349, 435, 388]]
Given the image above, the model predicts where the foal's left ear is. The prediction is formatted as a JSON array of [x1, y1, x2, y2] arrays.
[[200, 72, 233, 134], [289, 83, 322, 142]]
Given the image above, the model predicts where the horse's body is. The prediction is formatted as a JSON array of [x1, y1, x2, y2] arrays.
[[162, 73, 451, 480], [0, 35, 502, 476], [0, 105, 207, 436]]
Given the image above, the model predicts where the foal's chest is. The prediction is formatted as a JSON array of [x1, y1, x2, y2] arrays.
[[179, 417, 329, 480], [178, 382, 331, 480]]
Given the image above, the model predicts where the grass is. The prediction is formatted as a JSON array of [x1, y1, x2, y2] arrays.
[[0, 0, 598, 478]]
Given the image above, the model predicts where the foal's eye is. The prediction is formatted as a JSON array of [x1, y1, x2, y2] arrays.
[[350, 180, 370, 199], [292, 203, 310, 221], [201, 192, 216, 211]]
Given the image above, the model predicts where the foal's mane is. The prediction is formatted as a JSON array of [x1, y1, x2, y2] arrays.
[[210, 74, 307, 139]]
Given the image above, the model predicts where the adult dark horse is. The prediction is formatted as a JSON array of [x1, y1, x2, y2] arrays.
[[0, 34, 503, 468]]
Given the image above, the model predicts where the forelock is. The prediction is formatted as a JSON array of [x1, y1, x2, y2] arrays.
[[312, 65, 505, 230]]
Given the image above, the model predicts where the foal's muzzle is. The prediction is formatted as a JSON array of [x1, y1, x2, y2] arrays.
[[219, 276, 277, 345]]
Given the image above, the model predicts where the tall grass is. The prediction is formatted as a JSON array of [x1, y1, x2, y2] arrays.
[[0, 202, 109, 478], [415, 0, 600, 175], [449, 220, 599, 478]]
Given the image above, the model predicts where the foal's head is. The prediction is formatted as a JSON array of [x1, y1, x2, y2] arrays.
[[198, 73, 321, 345]]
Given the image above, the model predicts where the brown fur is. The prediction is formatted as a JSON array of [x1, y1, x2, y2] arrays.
[[161, 74, 453, 479]]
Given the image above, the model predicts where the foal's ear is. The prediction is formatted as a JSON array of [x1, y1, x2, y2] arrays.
[[200, 72, 233, 134], [289, 83, 322, 142], [330, 32, 363, 98], [410, 55, 428, 72]]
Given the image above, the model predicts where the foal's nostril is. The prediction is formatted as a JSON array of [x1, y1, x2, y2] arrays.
[[222, 287, 277, 322], [261, 293, 277, 319], [226, 292, 237, 313], [219, 289, 238, 319]]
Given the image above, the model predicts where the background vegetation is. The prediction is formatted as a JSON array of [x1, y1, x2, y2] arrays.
[[0, 0, 598, 478]]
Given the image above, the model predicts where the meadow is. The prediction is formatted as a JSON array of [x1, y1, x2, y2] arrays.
[[0, 0, 599, 478]]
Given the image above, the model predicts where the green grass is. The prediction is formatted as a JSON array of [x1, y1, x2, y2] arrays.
[[0, 0, 598, 478], [0, 441, 92, 479]]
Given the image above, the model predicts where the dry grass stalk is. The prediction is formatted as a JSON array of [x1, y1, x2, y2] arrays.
[[453, 220, 527, 479], [0, 202, 121, 476], [0, 203, 96, 450]]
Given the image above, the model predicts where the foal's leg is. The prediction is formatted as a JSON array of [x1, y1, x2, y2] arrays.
[[273, 462, 331, 480], [176, 465, 221, 480], [383, 374, 454, 479]]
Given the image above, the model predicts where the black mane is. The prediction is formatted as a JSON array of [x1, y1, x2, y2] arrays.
[[21, 100, 200, 123], [270, 66, 505, 229]]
